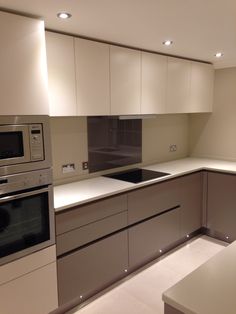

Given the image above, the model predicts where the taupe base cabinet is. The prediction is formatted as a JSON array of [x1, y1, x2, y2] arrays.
[[56, 172, 204, 308], [129, 208, 181, 268], [178, 172, 203, 237], [207, 171, 236, 241], [57, 231, 128, 305]]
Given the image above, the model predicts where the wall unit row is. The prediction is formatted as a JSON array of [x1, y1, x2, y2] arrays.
[[46, 31, 214, 117]]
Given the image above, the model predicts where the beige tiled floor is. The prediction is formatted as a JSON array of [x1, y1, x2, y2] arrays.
[[68, 235, 227, 314]]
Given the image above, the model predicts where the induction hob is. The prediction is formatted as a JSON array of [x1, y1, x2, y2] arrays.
[[104, 168, 170, 184]]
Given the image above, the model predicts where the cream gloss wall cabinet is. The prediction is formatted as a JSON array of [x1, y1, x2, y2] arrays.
[[110, 46, 141, 115], [189, 62, 214, 112], [0, 11, 49, 115], [141, 52, 167, 114], [45, 31, 214, 116], [75, 38, 110, 115], [166, 57, 214, 113], [166, 57, 191, 113], [45, 32, 77, 116]]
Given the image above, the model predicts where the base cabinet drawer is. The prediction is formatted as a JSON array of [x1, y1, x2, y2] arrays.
[[128, 179, 181, 224], [56, 194, 127, 235], [0, 262, 58, 314], [57, 230, 128, 305], [57, 211, 127, 256], [129, 208, 180, 268]]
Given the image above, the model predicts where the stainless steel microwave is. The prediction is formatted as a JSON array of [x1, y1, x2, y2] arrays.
[[0, 116, 52, 176]]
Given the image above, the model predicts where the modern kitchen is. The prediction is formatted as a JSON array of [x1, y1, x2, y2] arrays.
[[0, 1, 236, 314]]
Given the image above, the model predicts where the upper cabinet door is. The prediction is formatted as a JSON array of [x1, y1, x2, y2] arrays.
[[46, 32, 77, 116], [110, 46, 141, 115], [189, 62, 214, 113], [75, 39, 110, 116], [0, 12, 49, 115], [141, 52, 167, 114], [166, 57, 191, 113]]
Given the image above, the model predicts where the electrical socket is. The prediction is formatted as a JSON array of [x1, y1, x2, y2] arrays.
[[169, 144, 177, 152], [62, 163, 75, 174], [82, 161, 89, 170]]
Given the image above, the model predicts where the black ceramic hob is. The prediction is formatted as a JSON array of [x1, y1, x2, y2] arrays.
[[104, 168, 170, 184]]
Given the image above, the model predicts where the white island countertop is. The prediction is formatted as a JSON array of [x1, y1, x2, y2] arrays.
[[162, 239, 236, 314], [54, 157, 236, 212]]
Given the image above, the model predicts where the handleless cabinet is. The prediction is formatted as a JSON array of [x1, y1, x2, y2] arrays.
[[129, 208, 181, 269], [141, 52, 167, 114], [0, 262, 58, 314], [58, 230, 128, 305], [207, 171, 236, 241], [128, 178, 181, 224], [56, 195, 128, 305], [0, 12, 49, 115], [45, 32, 77, 116], [110, 46, 141, 115], [166, 57, 191, 113], [189, 62, 214, 112], [179, 172, 203, 237], [75, 38, 110, 115]]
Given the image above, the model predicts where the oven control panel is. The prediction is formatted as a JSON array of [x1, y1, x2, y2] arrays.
[[0, 169, 52, 196], [29, 124, 44, 161]]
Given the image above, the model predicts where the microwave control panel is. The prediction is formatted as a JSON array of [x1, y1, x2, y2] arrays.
[[29, 124, 44, 161]]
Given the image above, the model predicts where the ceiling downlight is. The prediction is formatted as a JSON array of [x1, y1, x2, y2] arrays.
[[215, 52, 224, 58], [163, 40, 173, 46], [57, 12, 72, 19]]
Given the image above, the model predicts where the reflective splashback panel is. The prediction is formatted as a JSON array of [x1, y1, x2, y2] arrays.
[[88, 116, 142, 173]]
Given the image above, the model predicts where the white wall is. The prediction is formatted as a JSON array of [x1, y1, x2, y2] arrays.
[[190, 67, 236, 160], [50, 114, 189, 184]]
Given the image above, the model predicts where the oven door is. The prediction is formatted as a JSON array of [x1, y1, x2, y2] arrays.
[[0, 186, 55, 266], [0, 125, 31, 167]]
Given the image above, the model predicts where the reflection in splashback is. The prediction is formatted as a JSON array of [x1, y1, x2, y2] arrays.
[[87, 116, 142, 173]]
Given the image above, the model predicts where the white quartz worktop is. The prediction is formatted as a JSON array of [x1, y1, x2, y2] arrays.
[[54, 157, 236, 212], [162, 240, 236, 314]]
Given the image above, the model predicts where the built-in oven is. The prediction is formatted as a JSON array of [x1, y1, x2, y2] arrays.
[[0, 168, 55, 266], [0, 116, 52, 176]]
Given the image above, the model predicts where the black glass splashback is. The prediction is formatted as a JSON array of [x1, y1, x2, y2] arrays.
[[87, 117, 142, 173]]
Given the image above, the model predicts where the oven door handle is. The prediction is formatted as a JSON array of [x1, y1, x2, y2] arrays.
[[0, 187, 50, 203]]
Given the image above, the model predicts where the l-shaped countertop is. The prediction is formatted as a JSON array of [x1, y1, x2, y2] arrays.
[[54, 157, 236, 212]]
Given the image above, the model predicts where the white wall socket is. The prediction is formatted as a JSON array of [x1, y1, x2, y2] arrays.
[[62, 163, 76, 174]]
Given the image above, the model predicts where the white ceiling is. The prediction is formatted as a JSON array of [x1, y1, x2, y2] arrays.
[[0, 0, 236, 69]]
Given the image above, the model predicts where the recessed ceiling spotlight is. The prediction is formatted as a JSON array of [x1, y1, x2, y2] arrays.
[[57, 12, 72, 19], [163, 40, 173, 46], [215, 52, 224, 58]]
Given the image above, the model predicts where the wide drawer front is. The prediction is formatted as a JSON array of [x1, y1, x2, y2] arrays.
[[129, 208, 181, 268], [57, 211, 127, 255], [57, 230, 128, 305], [128, 178, 181, 224], [56, 194, 127, 235]]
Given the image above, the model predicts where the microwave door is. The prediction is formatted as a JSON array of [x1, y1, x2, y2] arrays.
[[0, 125, 31, 167]]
